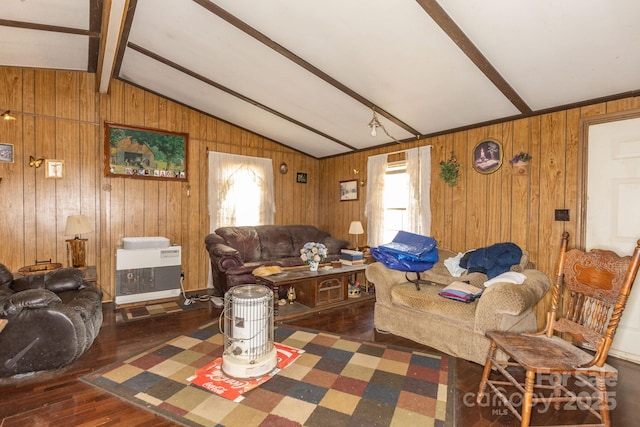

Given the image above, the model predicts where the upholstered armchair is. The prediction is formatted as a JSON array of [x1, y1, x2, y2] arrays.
[[0, 264, 103, 377]]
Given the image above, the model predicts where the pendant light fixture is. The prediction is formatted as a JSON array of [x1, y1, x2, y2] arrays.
[[367, 107, 400, 143]]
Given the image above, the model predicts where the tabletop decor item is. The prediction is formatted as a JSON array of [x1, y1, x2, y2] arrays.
[[300, 242, 327, 271]]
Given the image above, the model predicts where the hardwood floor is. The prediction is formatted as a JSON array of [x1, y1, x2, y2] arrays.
[[0, 299, 636, 426]]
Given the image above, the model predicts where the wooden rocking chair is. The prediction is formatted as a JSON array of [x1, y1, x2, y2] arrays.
[[477, 232, 640, 426]]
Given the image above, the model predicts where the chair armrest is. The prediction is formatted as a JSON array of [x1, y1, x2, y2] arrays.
[[475, 269, 550, 332], [208, 243, 244, 272], [0, 289, 61, 316], [68, 285, 103, 320], [365, 262, 410, 305]]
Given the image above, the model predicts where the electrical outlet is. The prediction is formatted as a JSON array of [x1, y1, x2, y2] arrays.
[[555, 209, 570, 221]]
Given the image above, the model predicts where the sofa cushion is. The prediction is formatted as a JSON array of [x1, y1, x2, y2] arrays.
[[216, 227, 262, 262], [391, 283, 476, 330], [45, 268, 84, 292], [256, 226, 295, 259], [288, 225, 329, 253], [11, 274, 46, 292]]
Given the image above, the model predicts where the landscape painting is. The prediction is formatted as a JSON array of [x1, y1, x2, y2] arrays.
[[105, 123, 188, 181]]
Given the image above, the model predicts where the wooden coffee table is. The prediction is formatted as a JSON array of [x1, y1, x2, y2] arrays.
[[255, 264, 371, 321]]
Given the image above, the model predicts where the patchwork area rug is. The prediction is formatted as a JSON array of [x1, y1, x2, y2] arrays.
[[118, 300, 206, 322], [82, 321, 453, 426]]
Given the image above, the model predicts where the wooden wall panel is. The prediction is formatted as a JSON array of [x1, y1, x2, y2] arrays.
[[510, 118, 530, 247], [451, 131, 468, 251], [0, 68, 319, 301], [21, 116, 35, 265], [2, 65, 639, 319]]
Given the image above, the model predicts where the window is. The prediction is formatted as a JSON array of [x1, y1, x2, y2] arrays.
[[365, 146, 431, 247], [382, 162, 409, 243], [208, 152, 275, 230], [219, 168, 263, 226]]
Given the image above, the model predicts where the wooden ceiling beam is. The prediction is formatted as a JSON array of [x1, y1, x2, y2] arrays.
[[96, 0, 130, 93], [415, 0, 532, 114], [88, 0, 104, 73], [0, 19, 99, 37]]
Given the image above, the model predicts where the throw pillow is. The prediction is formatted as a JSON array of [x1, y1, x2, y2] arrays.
[[483, 271, 527, 287]]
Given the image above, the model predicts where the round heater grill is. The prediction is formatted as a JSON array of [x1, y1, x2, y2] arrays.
[[221, 284, 277, 379]]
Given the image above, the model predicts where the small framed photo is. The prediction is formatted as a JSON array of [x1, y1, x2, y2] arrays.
[[0, 143, 14, 163], [473, 138, 503, 174], [296, 172, 307, 183], [45, 159, 65, 178], [340, 179, 358, 201]]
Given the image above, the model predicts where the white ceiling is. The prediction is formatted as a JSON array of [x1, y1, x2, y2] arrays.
[[1, 0, 639, 158]]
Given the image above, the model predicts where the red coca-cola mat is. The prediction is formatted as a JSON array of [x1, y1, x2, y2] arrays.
[[189, 343, 304, 402]]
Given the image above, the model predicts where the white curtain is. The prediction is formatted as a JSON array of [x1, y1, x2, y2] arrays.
[[365, 146, 432, 247], [208, 152, 275, 231], [365, 153, 389, 247], [406, 146, 432, 236]]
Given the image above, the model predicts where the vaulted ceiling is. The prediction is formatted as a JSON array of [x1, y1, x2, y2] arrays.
[[2, 0, 639, 158]]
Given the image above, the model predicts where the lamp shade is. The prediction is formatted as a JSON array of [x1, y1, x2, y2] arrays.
[[349, 221, 364, 235], [65, 215, 92, 237]]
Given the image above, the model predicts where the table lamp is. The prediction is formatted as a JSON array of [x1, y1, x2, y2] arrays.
[[65, 214, 92, 268], [349, 220, 365, 251]]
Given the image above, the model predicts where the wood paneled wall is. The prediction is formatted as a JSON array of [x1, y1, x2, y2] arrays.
[[320, 96, 640, 325], [0, 67, 319, 301], [2, 66, 639, 320]]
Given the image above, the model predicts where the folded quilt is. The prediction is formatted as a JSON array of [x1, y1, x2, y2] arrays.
[[438, 280, 484, 303]]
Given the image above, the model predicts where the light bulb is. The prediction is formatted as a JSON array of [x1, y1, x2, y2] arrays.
[[370, 125, 377, 137]]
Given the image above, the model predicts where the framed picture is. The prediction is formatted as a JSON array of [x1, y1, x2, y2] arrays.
[[0, 143, 14, 163], [45, 159, 65, 178], [296, 172, 307, 183], [340, 179, 358, 201], [105, 122, 188, 181], [473, 138, 503, 174]]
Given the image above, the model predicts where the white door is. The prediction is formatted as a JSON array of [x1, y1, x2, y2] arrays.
[[586, 116, 640, 363]]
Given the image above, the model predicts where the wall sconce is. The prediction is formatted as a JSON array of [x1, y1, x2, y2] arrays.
[[65, 215, 93, 268], [349, 221, 365, 251], [1, 110, 16, 121]]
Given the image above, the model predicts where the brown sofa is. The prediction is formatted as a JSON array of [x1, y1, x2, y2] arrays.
[[205, 225, 349, 295], [365, 247, 550, 365]]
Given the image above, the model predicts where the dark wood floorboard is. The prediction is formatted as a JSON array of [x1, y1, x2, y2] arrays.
[[0, 299, 636, 426]]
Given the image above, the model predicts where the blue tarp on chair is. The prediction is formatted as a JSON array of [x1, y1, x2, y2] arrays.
[[371, 231, 439, 273]]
